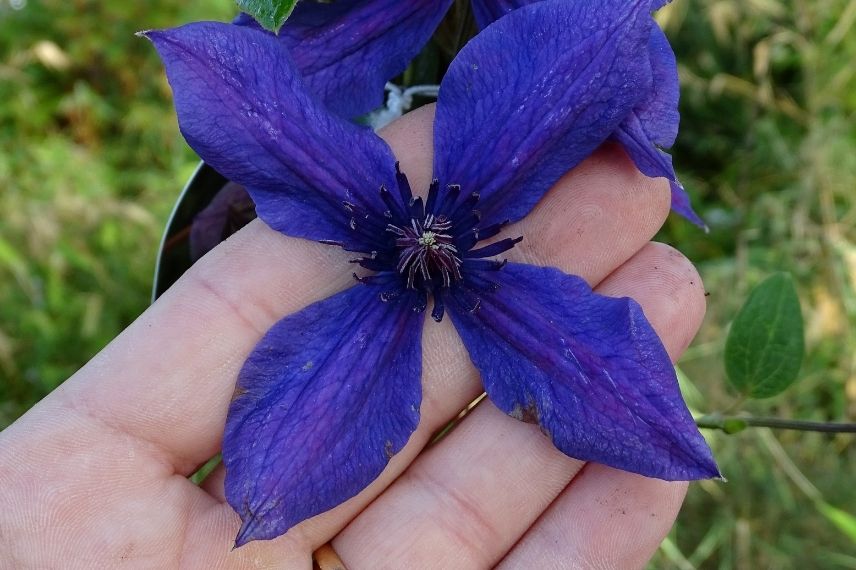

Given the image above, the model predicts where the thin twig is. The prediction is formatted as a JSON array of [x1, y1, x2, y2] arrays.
[[697, 414, 856, 433]]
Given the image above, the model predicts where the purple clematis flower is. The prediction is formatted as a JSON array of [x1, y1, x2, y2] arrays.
[[236, 0, 704, 227], [145, 0, 718, 546]]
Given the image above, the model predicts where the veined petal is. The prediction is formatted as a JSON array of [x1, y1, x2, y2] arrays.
[[470, 0, 528, 29], [223, 282, 425, 545], [433, 0, 654, 227], [238, 0, 453, 118], [142, 22, 396, 246], [634, 26, 680, 149], [614, 25, 705, 226], [189, 182, 255, 261], [613, 118, 705, 227], [471, 0, 676, 30], [447, 263, 719, 481]]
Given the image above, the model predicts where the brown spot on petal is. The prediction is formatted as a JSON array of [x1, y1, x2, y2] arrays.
[[230, 385, 247, 403], [384, 440, 395, 460], [509, 399, 539, 424]]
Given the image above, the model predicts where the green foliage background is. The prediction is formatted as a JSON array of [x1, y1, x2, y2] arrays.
[[0, 0, 854, 567]]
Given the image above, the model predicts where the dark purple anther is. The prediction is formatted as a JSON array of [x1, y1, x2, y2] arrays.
[[350, 166, 521, 315]]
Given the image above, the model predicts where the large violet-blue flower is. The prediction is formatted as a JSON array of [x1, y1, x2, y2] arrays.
[[237, 0, 704, 226], [145, 0, 719, 546]]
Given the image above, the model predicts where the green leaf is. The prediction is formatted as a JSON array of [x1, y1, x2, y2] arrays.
[[724, 272, 804, 399], [236, 0, 297, 33]]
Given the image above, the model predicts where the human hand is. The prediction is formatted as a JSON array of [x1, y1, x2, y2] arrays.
[[0, 105, 705, 569]]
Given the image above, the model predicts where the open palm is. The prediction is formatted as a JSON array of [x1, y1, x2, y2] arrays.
[[0, 107, 704, 569]]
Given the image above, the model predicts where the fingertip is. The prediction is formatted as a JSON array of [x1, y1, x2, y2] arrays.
[[510, 143, 672, 284], [597, 241, 706, 359], [497, 465, 689, 570]]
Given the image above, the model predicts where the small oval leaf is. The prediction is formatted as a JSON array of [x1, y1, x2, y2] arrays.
[[236, 0, 297, 33], [724, 272, 804, 399]]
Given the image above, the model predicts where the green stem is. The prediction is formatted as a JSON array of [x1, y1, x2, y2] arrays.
[[696, 414, 856, 434]]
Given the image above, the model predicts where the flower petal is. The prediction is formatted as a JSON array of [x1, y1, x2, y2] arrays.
[[469, 0, 678, 29], [612, 25, 705, 226], [142, 22, 396, 246], [237, 0, 453, 118], [223, 281, 425, 545], [446, 263, 719, 481], [633, 25, 680, 149], [470, 0, 526, 29], [189, 182, 255, 261], [456, 2, 700, 224], [613, 119, 705, 227], [432, 0, 655, 227]]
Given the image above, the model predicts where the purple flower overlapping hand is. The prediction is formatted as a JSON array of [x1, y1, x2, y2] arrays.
[[145, 0, 718, 546], [235, 0, 702, 226], [191, 0, 698, 261]]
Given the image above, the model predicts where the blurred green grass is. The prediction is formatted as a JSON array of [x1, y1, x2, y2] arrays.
[[654, 1, 856, 567], [0, 0, 233, 421], [0, 0, 853, 567]]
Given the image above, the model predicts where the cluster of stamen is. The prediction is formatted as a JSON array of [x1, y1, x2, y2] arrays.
[[334, 165, 522, 319], [387, 214, 462, 289]]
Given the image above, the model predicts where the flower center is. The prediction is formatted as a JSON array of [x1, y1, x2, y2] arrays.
[[418, 232, 437, 247], [344, 168, 522, 319], [387, 214, 462, 289]]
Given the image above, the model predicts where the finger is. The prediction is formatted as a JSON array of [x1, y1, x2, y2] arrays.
[[506, 142, 673, 283], [329, 242, 705, 568], [496, 467, 687, 570]]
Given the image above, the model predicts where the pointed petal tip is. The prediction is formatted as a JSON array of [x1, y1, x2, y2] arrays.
[[137, 28, 172, 45], [681, 449, 722, 482], [674, 207, 709, 232], [698, 453, 724, 481], [678, 205, 709, 231], [233, 516, 262, 549], [701, 460, 724, 481], [656, 458, 721, 482]]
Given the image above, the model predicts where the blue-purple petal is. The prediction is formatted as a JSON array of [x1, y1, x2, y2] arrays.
[[634, 26, 680, 148], [142, 22, 396, 246], [447, 263, 719, 481], [463, 1, 702, 226], [470, 0, 528, 29], [236, 0, 453, 118], [613, 118, 705, 227], [189, 182, 255, 261], [432, 0, 654, 228], [223, 282, 424, 545], [612, 25, 705, 226]]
